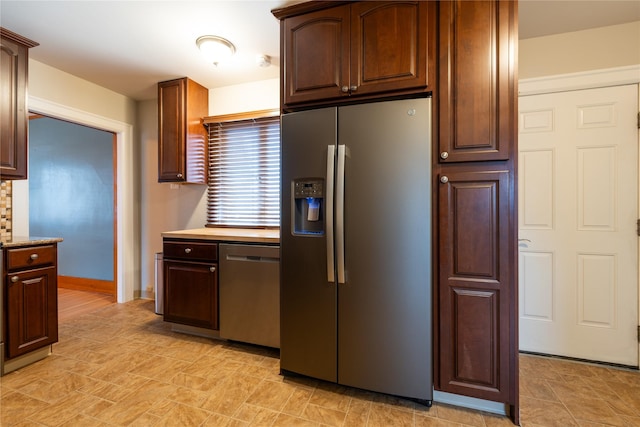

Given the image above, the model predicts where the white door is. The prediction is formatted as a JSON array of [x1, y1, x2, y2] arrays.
[[518, 84, 639, 367]]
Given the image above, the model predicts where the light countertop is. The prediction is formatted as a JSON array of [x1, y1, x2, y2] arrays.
[[161, 228, 280, 244], [0, 236, 64, 249]]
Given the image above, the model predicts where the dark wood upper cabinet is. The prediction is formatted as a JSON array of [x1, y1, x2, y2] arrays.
[[158, 77, 208, 184], [350, 2, 431, 96], [0, 28, 38, 180], [437, 0, 516, 163], [275, 1, 435, 108], [281, 6, 350, 105]]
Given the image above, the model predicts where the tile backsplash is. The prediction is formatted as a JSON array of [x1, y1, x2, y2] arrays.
[[0, 180, 12, 240]]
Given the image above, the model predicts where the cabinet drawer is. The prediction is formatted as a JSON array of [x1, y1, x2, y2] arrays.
[[163, 240, 217, 262], [6, 245, 56, 270]]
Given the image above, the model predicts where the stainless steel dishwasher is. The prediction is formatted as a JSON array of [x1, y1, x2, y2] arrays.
[[219, 244, 280, 348]]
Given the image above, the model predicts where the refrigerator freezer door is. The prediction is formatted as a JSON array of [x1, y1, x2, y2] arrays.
[[337, 98, 432, 400], [280, 107, 338, 382]]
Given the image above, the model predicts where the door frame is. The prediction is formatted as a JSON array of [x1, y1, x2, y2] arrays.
[[27, 96, 136, 303], [519, 64, 640, 362]]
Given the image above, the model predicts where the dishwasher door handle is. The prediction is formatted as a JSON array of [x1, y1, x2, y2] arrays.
[[225, 254, 280, 263]]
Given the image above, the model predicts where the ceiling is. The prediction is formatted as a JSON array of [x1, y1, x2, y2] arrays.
[[1, 1, 639, 102]]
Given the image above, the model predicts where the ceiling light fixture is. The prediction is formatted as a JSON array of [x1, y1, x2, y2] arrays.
[[196, 35, 236, 67]]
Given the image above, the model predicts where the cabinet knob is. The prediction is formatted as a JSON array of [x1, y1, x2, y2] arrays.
[[349, 85, 357, 92], [210, 266, 216, 273], [184, 248, 192, 254], [341, 86, 349, 93], [440, 151, 449, 159], [176, 173, 183, 178], [30, 253, 39, 260], [11, 276, 19, 283], [440, 176, 449, 184]]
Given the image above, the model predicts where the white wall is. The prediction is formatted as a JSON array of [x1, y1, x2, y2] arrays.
[[519, 21, 640, 79], [138, 78, 280, 298], [29, 61, 137, 124], [208, 78, 279, 115]]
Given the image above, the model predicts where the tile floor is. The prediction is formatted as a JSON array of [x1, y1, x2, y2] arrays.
[[1, 299, 639, 426]]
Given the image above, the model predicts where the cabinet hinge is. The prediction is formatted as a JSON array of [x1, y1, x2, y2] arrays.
[[637, 219, 640, 236], [637, 112, 640, 129], [638, 325, 640, 342]]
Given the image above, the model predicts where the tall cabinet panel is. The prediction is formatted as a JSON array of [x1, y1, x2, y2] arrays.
[[0, 28, 38, 180], [434, 0, 518, 423], [437, 170, 511, 398]]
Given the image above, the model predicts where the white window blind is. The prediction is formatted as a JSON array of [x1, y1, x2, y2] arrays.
[[207, 116, 280, 227]]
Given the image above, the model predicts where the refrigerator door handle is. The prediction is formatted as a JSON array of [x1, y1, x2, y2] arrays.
[[336, 144, 346, 284], [326, 145, 336, 283]]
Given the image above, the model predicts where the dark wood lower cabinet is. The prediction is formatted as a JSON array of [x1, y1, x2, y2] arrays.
[[436, 169, 518, 421], [163, 259, 218, 330], [5, 260, 58, 359]]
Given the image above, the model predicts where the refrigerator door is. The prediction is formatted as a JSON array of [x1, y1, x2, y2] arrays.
[[337, 98, 432, 400], [280, 107, 338, 382]]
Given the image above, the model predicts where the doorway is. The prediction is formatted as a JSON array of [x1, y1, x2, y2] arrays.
[[25, 96, 135, 303], [29, 114, 117, 299], [518, 83, 639, 367]]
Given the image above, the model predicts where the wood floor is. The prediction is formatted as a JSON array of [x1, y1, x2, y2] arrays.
[[57, 287, 115, 322]]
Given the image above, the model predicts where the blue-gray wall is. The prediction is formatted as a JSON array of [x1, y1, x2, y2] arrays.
[[29, 117, 114, 281]]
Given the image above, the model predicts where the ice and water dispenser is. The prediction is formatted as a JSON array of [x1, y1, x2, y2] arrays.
[[293, 179, 324, 235]]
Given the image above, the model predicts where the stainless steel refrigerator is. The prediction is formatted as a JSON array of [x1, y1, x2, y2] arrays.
[[280, 97, 432, 402]]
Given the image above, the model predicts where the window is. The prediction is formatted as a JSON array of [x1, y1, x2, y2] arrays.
[[206, 112, 280, 228]]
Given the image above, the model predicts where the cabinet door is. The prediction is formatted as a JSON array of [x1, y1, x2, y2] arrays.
[[158, 78, 187, 182], [158, 78, 208, 184], [163, 260, 218, 330], [0, 35, 29, 180], [282, 5, 351, 105], [350, 1, 431, 96], [5, 267, 59, 359], [438, 0, 516, 162], [437, 169, 514, 403]]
